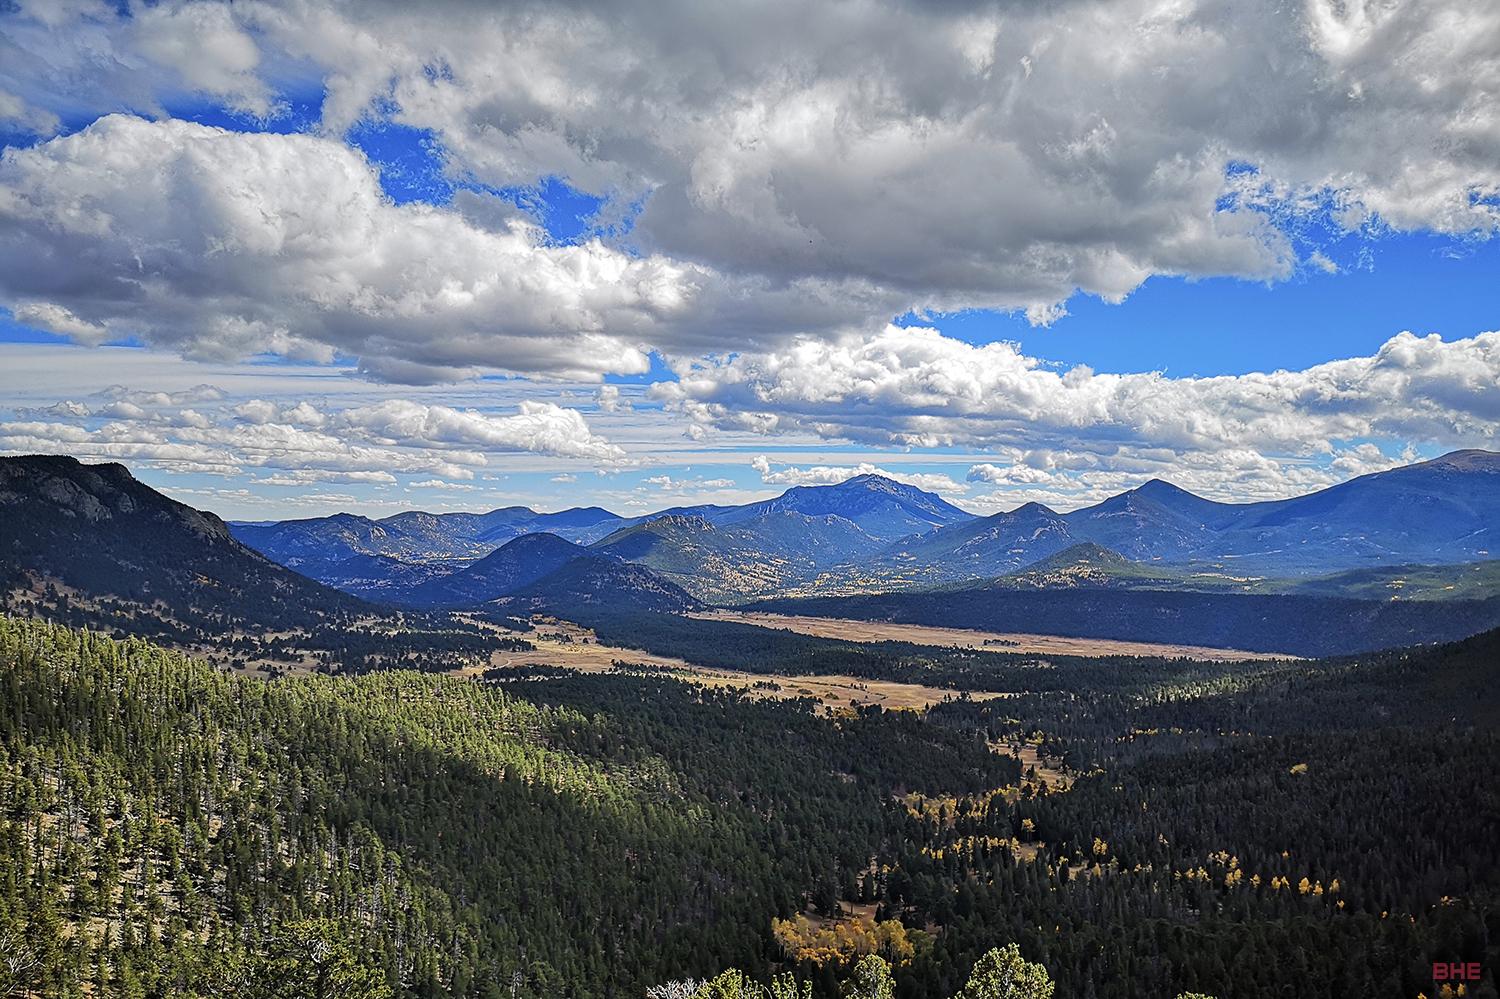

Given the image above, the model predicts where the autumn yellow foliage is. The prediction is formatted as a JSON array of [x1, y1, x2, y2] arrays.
[[771, 914, 915, 967]]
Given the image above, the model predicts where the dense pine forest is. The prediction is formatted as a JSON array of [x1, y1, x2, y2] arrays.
[[1, 612, 1496, 997]]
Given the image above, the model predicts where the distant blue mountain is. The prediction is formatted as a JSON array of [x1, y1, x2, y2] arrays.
[[1058, 449, 1498, 575], [1063, 482, 1225, 561], [590, 508, 888, 602], [405, 533, 593, 608], [864, 501, 1076, 587], [236, 473, 977, 601], [230, 503, 627, 595], [842, 450, 1500, 589], [381, 505, 624, 550], [583, 475, 972, 599], [234, 451, 1500, 604], [722, 473, 974, 541], [1201, 449, 1499, 569], [10, 451, 1497, 655]]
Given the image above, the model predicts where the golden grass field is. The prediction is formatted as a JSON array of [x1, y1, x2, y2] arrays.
[[467, 617, 1003, 713], [465, 605, 1290, 713], [690, 609, 1292, 661]]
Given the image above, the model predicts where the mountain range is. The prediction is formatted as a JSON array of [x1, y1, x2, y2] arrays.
[[230, 503, 626, 598], [227, 472, 977, 602], [835, 451, 1499, 592], [229, 450, 1499, 605], [4, 449, 1500, 656], [0, 456, 697, 631]]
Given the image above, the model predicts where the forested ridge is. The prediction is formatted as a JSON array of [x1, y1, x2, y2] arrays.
[[1, 613, 1497, 998], [0, 615, 1011, 997]]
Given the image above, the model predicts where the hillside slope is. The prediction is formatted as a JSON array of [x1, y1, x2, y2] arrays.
[[498, 556, 704, 614], [0, 454, 364, 636], [0, 613, 1006, 997], [591, 510, 885, 601], [0, 614, 763, 996]]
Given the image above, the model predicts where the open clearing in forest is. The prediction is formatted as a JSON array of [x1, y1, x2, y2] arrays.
[[690, 610, 1291, 661], [681, 670, 999, 712], [463, 618, 1001, 713]]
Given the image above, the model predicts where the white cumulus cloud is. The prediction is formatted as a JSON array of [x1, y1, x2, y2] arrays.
[[335, 400, 626, 464], [3, 0, 1499, 348], [667, 326, 1500, 458]]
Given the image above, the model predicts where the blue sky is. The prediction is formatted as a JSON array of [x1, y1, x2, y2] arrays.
[[945, 236, 1500, 378], [0, 0, 1496, 520]]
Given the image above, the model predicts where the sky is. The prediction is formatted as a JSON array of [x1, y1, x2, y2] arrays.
[[0, 0, 1497, 521]]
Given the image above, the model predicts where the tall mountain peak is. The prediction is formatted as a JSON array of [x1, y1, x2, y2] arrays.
[[1133, 478, 1191, 497], [1420, 449, 1500, 472]]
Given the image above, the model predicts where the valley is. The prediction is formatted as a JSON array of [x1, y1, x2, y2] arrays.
[[0, 452, 1498, 999], [467, 616, 1007, 713], [6, 9, 1500, 997], [4, 611, 1495, 999]]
